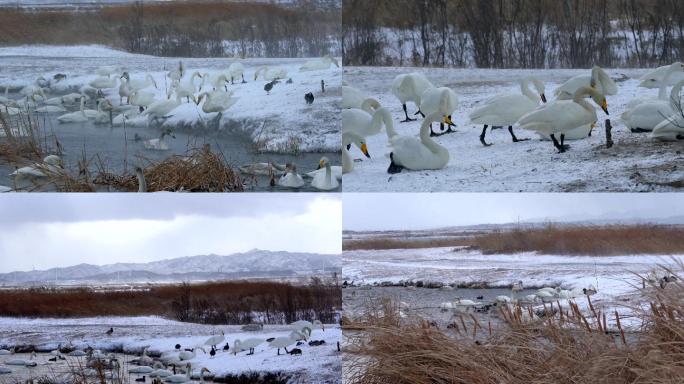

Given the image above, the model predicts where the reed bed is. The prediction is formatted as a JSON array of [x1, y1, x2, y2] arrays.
[[94, 145, 244, 192], [344, 266, 684, 384]]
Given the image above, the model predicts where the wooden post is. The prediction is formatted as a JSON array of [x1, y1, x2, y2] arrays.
[[605, 119, 613, 148], [321, 80, 325, 93]]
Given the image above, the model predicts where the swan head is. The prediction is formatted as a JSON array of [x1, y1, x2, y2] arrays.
[[443, 115, 455, 127], [317, 156, 330, 169], [671, 61, 684, 72], [43, 155, 63, 168]]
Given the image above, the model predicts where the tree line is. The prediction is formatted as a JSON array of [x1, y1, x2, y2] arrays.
[[342, 0, 684, 68]]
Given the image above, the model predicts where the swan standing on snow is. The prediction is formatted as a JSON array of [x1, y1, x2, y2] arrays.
[[622, 62, 684, 132], [89, 76, 118, 93], [554, 66, 618, 100], [254, 66, 288, 81], [268, 331, 306, 355], [342, 131, 370, 174], [130, 90, 157, 110], [517, 86, 609, 152], [204, 331, 225, 349], [469, 77, 546, 146], [386, 111, 450, 173], [173, 72, 203, 102], [290, 320, 325, 336], [311, 157, 339, 191], [233, 338, 264, 355], [391, 72, 435, 122], [198, 90, 238, 115], [201, 73, 230, 91], [142, 93, 185, 121], [419, 87, 459, 136], [299, 54, 339, 71], [178, 347, 205, 361]]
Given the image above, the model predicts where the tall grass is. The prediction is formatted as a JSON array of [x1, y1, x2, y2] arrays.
[[345, 266, 684, 384], [0, 281, 341, 324], [344, 224, 684, 255]]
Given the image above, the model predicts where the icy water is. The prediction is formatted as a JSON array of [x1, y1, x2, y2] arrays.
[[344, 286, 537, 326], [0, 108, 339, 192], [0, 352, 213, 383]]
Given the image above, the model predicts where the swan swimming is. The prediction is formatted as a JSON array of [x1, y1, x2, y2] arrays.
[[517, 86, 609, 152], [276, 164, 306, 188], [311, 157, 339, 191], [386, 111, 450, 173], [469, 76, 545, 145], [143, 128, 176, 150]]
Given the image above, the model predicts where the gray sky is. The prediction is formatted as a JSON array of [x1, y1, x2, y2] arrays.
[[343, 193, 684, 230], [0, 194, 340, 273]]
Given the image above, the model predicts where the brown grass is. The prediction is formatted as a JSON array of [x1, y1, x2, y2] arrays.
[[345, 265, 684, 384], [343, 237, 471, 251], [94, 144, 244, 192], [472, 224, 684, 256], [0, 281, 341, 324], [344, 224, 684, 255]]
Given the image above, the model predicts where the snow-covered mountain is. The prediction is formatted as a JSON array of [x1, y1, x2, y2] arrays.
[[0, 249, 340, 285]]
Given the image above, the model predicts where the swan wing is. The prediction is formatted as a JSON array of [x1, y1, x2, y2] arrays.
[[469, 94, 537, 125]]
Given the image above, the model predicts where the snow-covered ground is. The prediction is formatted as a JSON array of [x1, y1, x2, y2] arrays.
[[0, 45, 341, 153], [343, 66, 684, 192], [343, 246, 683, 329], [0, 316, 341, 383]]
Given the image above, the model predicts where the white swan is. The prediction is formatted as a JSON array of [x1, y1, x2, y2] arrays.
[[268, 331, 304, 355], [517, 86, 609, 152], [554, 66, 617, 100], [164, 363, 198, 383], [35, 105, 66, 113], [168, 61, 184, 81], [342, 85, 369, 109], [341, 103, 391, 138], [306, 162, 342, 181], [129, 365, 154, 374], [311, 157, 339, 191], [622, 62, 684, 132], [89, 76, 117, 91], [227, 62, 246, 84], [299, 54, 339, 71], [254, 66, 288, 81], [198, 90, 238, 114], [0, 367, 11, 374], [469, 77, 546, 145], [651, 79, 684, 141], [201, 73, 230, 91], [386, 111, 450, 173], [173, 72, 203, 102], [143, 94, 182, 120], [204, 331, 225, 348], [68, 350, 87, 357], [277, 164, 306, 189], [130, 90, 157, 109], [342, 131, 370, 174], [178, 347, 205, 361], [419, 87, 459, 136], [0, 349, 13, 355], [11, 155, 63, 184], [233, 338, 264, 355], [122, 72, 158, 92], [143, 128, 176, 150], [290, 320, 325, 336], [627, 62, 684, 108], [638, 62, 684, 88], [391, 72, 435, 122]]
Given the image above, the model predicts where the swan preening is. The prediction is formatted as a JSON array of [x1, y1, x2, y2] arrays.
[[391, 72, 435, 122]]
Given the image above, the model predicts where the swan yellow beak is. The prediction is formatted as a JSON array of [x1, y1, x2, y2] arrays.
[[601, 100, 609, 115], [318, 159, 325, 169], [360, 143, 370, 158], [541, 93, 547, 103], [443, 115, 455, 126]]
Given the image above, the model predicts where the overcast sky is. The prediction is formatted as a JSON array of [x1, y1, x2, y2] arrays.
[[0, 194, 340, 273], [344, 193, 684, 230]]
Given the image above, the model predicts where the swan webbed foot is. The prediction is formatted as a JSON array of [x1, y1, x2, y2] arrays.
[[387, 153, 404, 174], [413, 110, 425, 118], [508, 126, 529, 142], [480, 125, 492, 146], [631, 127, 651, 133], [400, 117, 416, 122], [401, 104, 416, 122]]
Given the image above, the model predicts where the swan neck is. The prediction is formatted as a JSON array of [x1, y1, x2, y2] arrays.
[[520, 78, 536, 101], [420, 113, 443, 153]]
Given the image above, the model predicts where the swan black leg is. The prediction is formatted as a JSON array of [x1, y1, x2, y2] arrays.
[[346, 144, 351, 150], [508, 126, 529, 142], [413, 110, 425, 118], [242, 74, 246, 84], [400, 104, 415, 122], [387, 153, 404, 174], [560, 133, 570, 151], [550, 134, 562, 152], [480, 125, 492, 146]]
